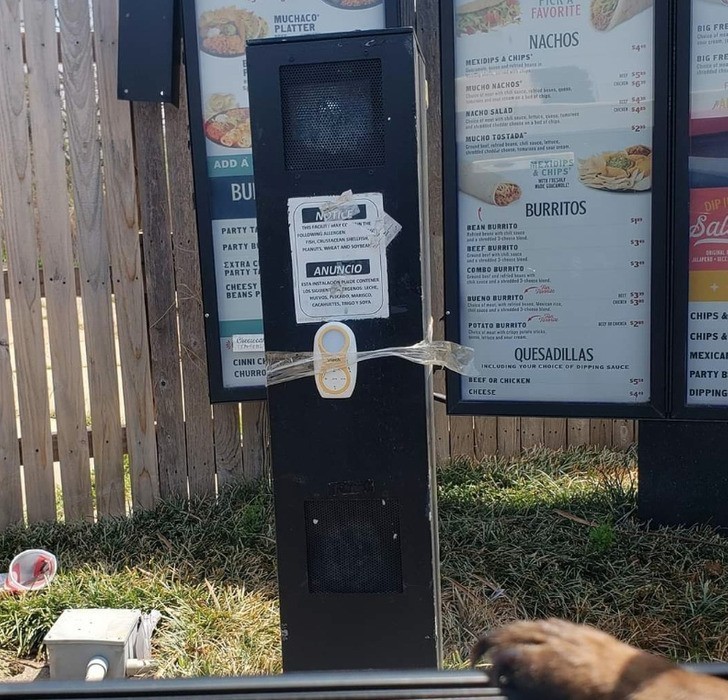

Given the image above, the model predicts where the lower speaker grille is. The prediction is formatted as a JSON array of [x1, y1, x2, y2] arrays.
[[304, 498, 403, 594]]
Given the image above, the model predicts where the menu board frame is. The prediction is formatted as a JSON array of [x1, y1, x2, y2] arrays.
[[440, 0, 670, 418], [181, 0, 410, 403], [670, 0, 728, 420]]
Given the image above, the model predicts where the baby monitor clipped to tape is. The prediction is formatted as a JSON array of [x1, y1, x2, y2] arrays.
[[313, 322, 357, 399]]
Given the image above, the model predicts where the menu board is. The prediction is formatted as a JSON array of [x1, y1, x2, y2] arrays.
[[190, 0, 387, 393], [686, 0, 728, 407], [452, 0, 655, 405]]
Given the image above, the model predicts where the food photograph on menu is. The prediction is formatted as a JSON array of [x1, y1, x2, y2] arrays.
[[198, 7, 270, 56], [452, 0, 655, 405]]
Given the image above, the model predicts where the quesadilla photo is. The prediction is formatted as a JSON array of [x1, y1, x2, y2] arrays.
[[459, 161, 522, 206], [590, 0, 653, 31], [456, 0, 521, 36]]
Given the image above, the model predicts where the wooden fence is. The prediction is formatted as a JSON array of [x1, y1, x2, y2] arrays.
[[0, 0, 634, 530]]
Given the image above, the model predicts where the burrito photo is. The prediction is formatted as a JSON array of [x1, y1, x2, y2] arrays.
[[459, 161, 522, 206], [456, 0, 521, 36], [590, 0, 653, 31]]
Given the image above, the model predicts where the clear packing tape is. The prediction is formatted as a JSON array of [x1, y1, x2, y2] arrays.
[[266, 339, 479, 387]]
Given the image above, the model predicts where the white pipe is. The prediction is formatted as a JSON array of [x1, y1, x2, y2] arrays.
[[85, 656, 108, 682], [125, 658, 157, 676]]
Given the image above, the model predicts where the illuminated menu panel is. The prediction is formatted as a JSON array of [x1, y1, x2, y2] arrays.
[[686, 0, 728, 406], [453, 0, 654, 405]]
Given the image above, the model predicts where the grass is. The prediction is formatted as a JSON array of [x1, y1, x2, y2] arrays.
[[438, 448, 728, 665], [1, 482, 279, 677], [1, 446, 728, 679]]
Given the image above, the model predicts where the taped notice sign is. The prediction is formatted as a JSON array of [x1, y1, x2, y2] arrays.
[[288, 192, 400, 324]]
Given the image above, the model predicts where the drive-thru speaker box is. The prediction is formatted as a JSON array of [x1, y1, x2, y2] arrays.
[[248, 28, 441, 671]]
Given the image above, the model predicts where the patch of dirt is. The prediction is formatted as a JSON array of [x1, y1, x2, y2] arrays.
[[0, 652, 50, 684]]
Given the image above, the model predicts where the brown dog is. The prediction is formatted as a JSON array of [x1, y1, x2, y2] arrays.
[[470, 619, 728, 699]]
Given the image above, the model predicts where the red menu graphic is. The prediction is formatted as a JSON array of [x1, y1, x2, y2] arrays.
[[689, 187, 728, 300]]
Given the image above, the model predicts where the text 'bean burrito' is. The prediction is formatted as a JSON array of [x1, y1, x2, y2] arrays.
[[590, 0, 653, 31], [459, 161, 522, 207]]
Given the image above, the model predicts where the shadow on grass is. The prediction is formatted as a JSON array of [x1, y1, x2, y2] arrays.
[[438, 448, 728, 667], [0, 481, 277, 588]]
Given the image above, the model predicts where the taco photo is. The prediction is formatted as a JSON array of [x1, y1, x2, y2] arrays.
[[456, 0, 521, 36], [198, 6, 269, 57]]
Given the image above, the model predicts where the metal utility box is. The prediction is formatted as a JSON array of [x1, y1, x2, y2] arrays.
[[248, 28, 440, 672], [44, 609, 142, 680]]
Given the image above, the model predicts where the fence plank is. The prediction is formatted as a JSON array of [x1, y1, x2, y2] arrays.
[[20, 427, 127, 465], [165, 67, 217, 499], [544, 418, 567, 451], [59, 0, 125, 517], [4, 267, 82, 300], [20, 30, 93, 64], [474, 416, 497, 459], [450, 416, 475, 459], [132, 102, 188, 500], [24, 0, 92, 521], [92, 0, 159, 509], [0, 277, 23, 528], [214, 404, 244, 487], [611, 420, 634, 450], [590, 419, 613, 448], [568, 418, 590, 447], [0, 0, 55, 522], [497, 417, 521, 457], [417, 0, 450, 466], [242, 401, 270, 480], [520, 417, 545, 450]]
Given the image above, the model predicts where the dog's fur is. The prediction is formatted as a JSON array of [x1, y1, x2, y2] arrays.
[[470, 619, 728, 699]]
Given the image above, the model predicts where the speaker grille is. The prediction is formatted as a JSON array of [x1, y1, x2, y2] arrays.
[[280, 59, 385, 171], [305, 498, 402, 594]]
